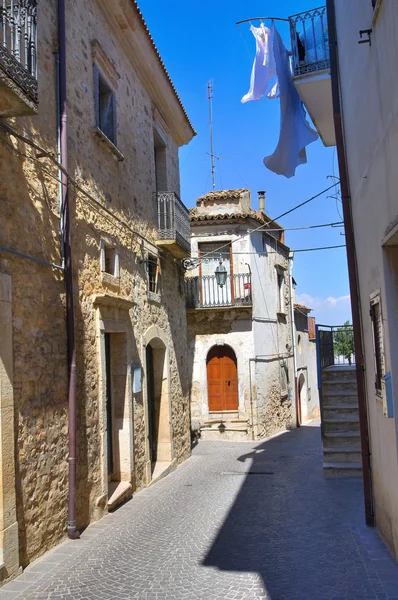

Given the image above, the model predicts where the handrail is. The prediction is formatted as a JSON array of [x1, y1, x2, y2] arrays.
[[0, 1, 37, 77], [185, 273, 252, 309], [289, 5, 330, 77]]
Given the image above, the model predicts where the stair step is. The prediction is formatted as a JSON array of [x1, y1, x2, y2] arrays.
[[323, 419, 360, 434], [323, 461, 363, 478], [323, 408, 359, 422], [324, 416, 360, 423], [323, 431, 361, 448], [323, 461, 362, 470], [323, 448, 362, 463], [323, 446, 361, 453]]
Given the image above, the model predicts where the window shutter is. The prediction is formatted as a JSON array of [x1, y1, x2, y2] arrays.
[[93, 65, 100, 128], [99, 240, 105, 272], [114, 248, 120, 279], [370, 293, 385, 393]]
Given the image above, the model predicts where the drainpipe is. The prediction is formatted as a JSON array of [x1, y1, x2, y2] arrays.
[[58, 0, 80, 539], [288, 252, 299, 426], [326, 0, 374, 526]]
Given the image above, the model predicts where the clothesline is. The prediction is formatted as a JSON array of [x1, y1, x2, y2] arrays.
[[236, 17, 290, 25]]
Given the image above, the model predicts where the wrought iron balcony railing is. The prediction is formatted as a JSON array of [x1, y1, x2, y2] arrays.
[[316, 324, 355, 370], [0, 0, 38, 102], [289, 6, 329, 77], [185, 273, 252, 309], [157, 191, 191, 258]]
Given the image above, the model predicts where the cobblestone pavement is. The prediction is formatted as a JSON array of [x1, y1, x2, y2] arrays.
[[2, 422, 398, 600]]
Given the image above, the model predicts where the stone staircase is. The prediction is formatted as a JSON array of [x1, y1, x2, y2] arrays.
[[200, 414, 251, 442], [321, 365, 362, 477]]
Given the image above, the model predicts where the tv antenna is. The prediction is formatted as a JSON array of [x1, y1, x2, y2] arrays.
[[207, 81, 219, 190]]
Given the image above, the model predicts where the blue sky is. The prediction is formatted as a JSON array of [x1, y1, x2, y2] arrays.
[[139, 0, 352, 325]]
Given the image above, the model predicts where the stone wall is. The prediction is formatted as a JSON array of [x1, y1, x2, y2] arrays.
[[0, 0, 192, 573]]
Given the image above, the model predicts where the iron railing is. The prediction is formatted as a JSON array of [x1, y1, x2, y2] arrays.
[[289, 6, 330, 77], [0, 0, 37, 100], [157, 191, 191, 255], [185, 273, 252, 309], [316, 324, 355, 370]]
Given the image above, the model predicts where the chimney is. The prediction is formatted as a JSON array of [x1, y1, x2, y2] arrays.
[[257, 190, 266, 212]]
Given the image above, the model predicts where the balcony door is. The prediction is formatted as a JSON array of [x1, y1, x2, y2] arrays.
[[207, 345, 238, 412], [199, 242, 233, 306]]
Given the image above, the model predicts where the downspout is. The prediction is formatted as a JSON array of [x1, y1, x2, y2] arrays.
[[326, 0, 374, 526], [289, 252, 299, 426], [58, 0, 80, 539], [249, 358, 255, 440]]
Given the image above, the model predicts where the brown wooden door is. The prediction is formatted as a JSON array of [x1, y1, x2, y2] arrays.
[[207, 346, 238, 412]]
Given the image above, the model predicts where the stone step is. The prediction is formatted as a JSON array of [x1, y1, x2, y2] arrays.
[[322, 381, 358, 394], [323, 447, 362, 463], [107, 481, 132, 511], [322, 365, 357, 380], [208, 411, 239, 420], [323, 461, 363, 478], [323, 431, 361, 448], [323, 405, 359, 420], [321, 391, 358, 406], [201, 428, 250, 442], [323, 417, 360, 434]]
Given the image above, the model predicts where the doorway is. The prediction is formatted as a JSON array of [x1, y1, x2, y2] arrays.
[[105, 333, 114, 477], [145, 338, 172, 476], [207, 345, 238, 412], [146, 344, 158, 466], [298, 371, 308, 424]]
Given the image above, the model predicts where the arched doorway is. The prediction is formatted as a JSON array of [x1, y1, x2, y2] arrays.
[[207, 345, 238, 412], [298, 372, 308, 424], [143, 326, 173, 481]]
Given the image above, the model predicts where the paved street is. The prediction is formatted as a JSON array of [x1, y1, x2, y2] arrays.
[[2, 421, 398, 600]]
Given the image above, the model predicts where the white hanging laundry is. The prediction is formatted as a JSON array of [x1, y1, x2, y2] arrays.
[[263, 24, 318, 178], [241, 23, 278, 103]]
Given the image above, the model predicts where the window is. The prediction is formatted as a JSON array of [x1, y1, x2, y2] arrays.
[[370, 292, 385, 395], [94, 66, 116, 144], [280, 362, 288, 395], [100, 241, 119, 278], [147, 254, 160, 296], [277, 270, 285, 314]]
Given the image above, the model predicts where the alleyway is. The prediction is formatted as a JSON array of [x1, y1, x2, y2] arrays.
[[2, 422, 398, 600]]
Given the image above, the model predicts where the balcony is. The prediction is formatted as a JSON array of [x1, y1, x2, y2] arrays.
[[0, 0, 38, 117], [185, 273, 252, 310], [289, 6, 335, 146], [156, 191, 191, 259]]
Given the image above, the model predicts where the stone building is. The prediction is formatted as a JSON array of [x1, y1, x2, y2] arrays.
[[0, 0, 194, 581], [185, 189, 297, 442]]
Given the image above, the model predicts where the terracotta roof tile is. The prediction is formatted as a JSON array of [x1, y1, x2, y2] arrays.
[[196, 188, 250, 203], [294, 304, 312, 313]]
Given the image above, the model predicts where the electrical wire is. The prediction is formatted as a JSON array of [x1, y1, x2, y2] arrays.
[[190, 244, 346, 257]]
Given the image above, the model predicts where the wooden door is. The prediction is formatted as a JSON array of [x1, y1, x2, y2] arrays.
[[207, 346, 238, 412]]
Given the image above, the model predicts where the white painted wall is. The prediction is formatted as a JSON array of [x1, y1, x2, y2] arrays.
[[188, 212, 296, 437], [335, 0, 398, 557]]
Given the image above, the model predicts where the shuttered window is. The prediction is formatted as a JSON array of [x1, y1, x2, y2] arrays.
[[370, 293, 384, 394], [94, 66, 116, 144], [148, 254, 161, 295]]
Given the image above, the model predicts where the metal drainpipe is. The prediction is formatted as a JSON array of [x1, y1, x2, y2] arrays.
[[289, 253, 299, 426], [58, 0, 80, 539], [326, 0, 374, 526]]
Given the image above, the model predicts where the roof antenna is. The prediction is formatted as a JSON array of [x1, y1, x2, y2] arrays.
[[207, 80, 219, 190]]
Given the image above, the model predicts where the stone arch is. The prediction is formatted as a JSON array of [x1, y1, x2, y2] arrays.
[[142, 326, 173, 483], [298, 371, 308, 422], [198, 338, 246, 415]]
